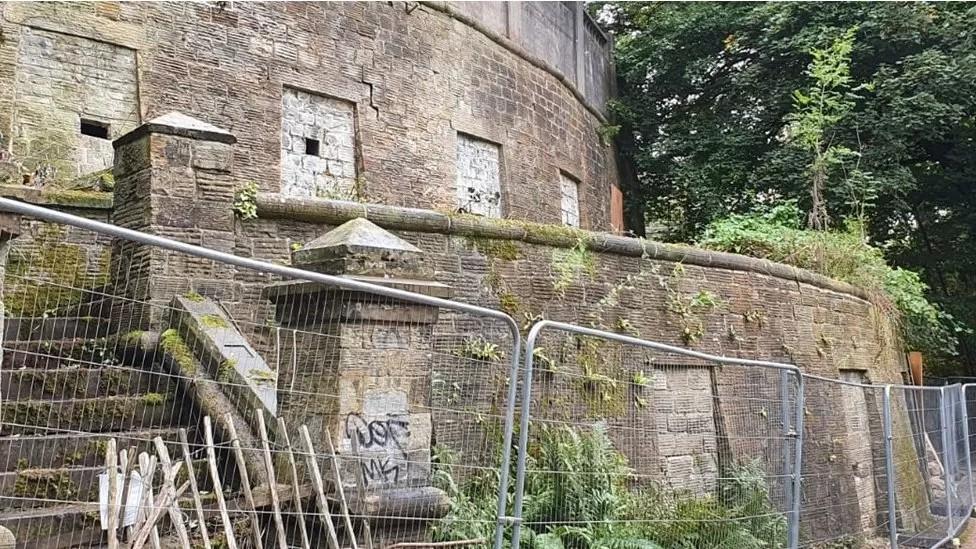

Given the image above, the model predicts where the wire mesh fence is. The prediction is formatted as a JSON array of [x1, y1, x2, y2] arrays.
[[509, 320, 803, 549], [0, 199, 523, 548], [0, 198, 975, 549], [796, 374, 891, 548]]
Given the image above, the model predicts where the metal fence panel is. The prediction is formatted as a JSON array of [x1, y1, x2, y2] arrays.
[[510, 320, 803, 549], [796, 374, 891, 548], [887, 385, 955, 547], [0, 199, 524, 549]]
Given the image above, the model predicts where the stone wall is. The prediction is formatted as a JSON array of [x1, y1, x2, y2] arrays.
[[0, 1, 620, 231]]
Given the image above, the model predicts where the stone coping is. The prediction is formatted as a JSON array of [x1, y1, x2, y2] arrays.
[[255, 193, 874, 303], [0, 184, 113, 210]]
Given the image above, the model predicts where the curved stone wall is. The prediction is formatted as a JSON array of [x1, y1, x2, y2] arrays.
[[0, 1, 620, 230]]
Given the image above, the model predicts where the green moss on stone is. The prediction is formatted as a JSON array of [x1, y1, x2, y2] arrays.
[[217, 358, 237, 383], [120, 330, 145, 346], [184, 291, 205, 303], [142, 392, 166, 406], [39, 188, 113, 208], [466, 237, 522, 261], [498, 292, 521, 317], [160, 329, 197, 375], [4, 223, 111, 316], [199, 314, 229, 329], [14, 469, 77, 500]]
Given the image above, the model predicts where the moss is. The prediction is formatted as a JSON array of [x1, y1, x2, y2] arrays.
[[466, 237, 522, 261], [249, 369, 276, 385], [217, 358, 237, 383], [199, 313, 229, 329], [69, 168, 114, 192], [184, 291, 205, 303], [38, 188, 113, 208], [14, 469, 77, 500], [90, 439, 109, 456], [142, 392, 166, 406], [160, 329, 197, 375], [498, 292, 521, 317], [119, 330, 145, 346]]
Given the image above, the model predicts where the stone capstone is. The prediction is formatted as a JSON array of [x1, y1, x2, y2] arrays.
[[292, 217, 431, 279]]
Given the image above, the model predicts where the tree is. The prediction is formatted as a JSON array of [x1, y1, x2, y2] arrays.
[[595, 2, 976, 372]]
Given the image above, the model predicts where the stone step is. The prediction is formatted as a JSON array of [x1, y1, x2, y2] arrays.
[[4, 316, 111, 342], [1, 366, 175, 401], [0, 502, 102, 549], [2, 338, 117, 370], [0, 428, 189, 472], [0, 459, 213, 510], [0, 395, 190, 436]]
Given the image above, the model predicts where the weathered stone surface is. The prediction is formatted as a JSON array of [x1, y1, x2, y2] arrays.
[[293, 217, 428, 277]]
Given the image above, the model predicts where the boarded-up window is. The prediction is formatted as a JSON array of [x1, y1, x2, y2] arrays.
[[280, 88, 357, 198], [610, 184, 625, 233], [560, 172, 580, 227], [456, 134, 501, 218]]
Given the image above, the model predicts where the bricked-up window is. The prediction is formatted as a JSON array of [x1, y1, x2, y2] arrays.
[[79, 119, 110, 139], [559, 172, 581, 227], [281, 88, 357, 198], [456, 133, 502, 218]]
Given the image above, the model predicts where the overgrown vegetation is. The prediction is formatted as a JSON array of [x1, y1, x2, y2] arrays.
[[232, 182, 259, 220], [551, 238, 596, 296], [433, 424, 786, 549], [698, 202, 966, 363], [596, 2, 976, 372]]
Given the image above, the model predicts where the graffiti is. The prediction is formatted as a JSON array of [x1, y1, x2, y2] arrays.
[[344, 413, 411, 488]]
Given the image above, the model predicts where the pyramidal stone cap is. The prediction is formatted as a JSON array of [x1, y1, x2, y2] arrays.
[[292, 217, 430, 278], [114, 111, 237, 148]]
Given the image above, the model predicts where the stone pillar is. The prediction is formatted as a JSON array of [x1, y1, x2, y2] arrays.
[[264, 218, 452, 507], [110, 112, 237, 330]]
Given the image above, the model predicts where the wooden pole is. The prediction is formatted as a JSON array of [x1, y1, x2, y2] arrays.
[[322, 428, 359, 549], [223, 414, 264, 549], [299, 425, 343, 549], [298, 425, 346, 549], [276, 417, 311, 549], [204, 416, 239, 549], [153, 437, 191, 548], [106, 438, 119, 549], [179, 428, 213, 549], [256, 410, 289, 549], [349, 435, 374, 549]]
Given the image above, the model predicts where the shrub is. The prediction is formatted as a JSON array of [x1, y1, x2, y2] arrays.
[[433, 424, 786, 549], [697, 202, 965, 360]]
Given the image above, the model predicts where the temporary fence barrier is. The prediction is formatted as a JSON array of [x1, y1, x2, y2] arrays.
[[0, 198, 974, 549]]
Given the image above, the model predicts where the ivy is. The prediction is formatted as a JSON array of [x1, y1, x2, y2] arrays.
[[232, 182, 259, 220]]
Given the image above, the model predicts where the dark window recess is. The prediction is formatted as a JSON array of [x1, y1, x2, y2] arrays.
[[80, 119, 110, 139], [304, 137, 320, 156]]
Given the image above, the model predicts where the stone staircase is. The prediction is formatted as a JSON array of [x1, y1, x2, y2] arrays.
[[0, 317, 207, 548]]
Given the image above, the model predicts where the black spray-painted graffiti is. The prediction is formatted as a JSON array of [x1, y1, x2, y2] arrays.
[[344, 413, 411, 488]]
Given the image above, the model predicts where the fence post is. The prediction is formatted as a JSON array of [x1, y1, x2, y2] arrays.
[[940, 386, 955, 537], [781, 370, 793, 521], [882, 386, 898, 549], [963, 385, 975, 512], [789, 372, 804, 549]]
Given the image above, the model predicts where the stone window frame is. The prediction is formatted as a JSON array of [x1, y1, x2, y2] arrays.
[[558, 169, 582, 228], [277, 83, 366, 196], [453, 130, 507, 218]]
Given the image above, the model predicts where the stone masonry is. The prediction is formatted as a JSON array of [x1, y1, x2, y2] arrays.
[[9, 26, 139, 179], [0, 2, 621, 230]]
